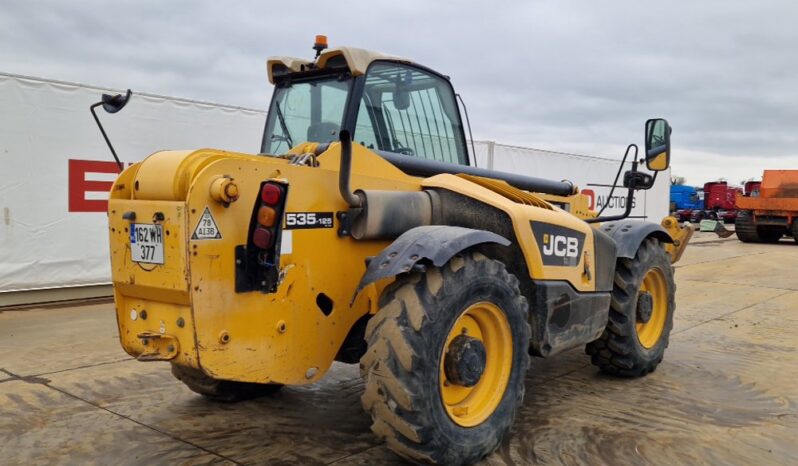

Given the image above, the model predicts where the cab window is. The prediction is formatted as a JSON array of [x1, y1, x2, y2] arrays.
[[262, 76, 349, 154], [354, 99, 381, 150], [355, 62, 468, 165]]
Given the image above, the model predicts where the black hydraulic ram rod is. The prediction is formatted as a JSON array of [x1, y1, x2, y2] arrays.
[[376, 150, 577, 197]]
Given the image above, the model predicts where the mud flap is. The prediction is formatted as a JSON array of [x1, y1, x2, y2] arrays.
[[600, 220, 673, 259], [354, 225, 510, 299]]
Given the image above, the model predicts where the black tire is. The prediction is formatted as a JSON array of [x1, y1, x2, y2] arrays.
[[360, 252, 530, 465], [171, 364, 283, 402], [758, 228, 785, 243], [708, 211, 718, 221], [792, 221, 798, 243], [735, 211, 761, 243], [585, 238, 675, 377]]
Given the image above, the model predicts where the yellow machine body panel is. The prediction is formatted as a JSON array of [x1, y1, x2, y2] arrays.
[[109, 143, 603, 384], [422, 174, 599, 292]]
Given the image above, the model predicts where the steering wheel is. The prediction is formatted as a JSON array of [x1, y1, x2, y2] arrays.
[[270, 134, 291, 144], [394, 146, 415, 156]]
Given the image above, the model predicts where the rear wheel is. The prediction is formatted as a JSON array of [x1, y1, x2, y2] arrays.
[[586, 238, 675, 377], [792, 221, 798, 243], [759, 228, 785, 243], [736, 211, 785, 243], [360, 252, 530, 465], [171, 364, 283, 402], [735, 211, 761, 243]]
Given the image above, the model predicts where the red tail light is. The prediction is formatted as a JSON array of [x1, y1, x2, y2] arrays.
[[238, 180, 288, 294], [252, 227, 274, 249], [261, 184, 283, 205], [252, 181, 286, 251]]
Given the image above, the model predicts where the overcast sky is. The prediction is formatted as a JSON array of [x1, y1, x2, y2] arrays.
[[2, 0, 798, 185]]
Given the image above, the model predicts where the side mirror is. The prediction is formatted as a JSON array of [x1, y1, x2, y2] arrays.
[[645, 118, 671, 171], [90, 89, 133, 171], [393, 70, 413, 110], [394, 90, 410, 110], [101, 89, 132, 114]]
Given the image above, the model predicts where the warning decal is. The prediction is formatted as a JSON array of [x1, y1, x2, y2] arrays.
[[191, 207, 222, 240]]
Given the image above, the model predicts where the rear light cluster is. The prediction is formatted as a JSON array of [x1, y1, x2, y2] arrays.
[[236, 180, 288, 294], [252, 183, 285, 250]]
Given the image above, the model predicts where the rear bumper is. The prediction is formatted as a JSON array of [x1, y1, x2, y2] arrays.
[[109, 199, 198, 365], [114, 295, 198, 365]]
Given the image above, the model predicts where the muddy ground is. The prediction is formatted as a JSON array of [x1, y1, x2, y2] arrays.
[[1, 232, 797, 465]]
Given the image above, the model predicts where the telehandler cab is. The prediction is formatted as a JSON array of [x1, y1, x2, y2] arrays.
[[99, 37, 692, 465]]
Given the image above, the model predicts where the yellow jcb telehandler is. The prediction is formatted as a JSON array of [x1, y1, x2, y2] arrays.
[[95, 37, 692, 465]]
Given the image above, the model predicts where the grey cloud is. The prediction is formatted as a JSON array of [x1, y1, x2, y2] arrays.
[[2, 0, 797, 184]]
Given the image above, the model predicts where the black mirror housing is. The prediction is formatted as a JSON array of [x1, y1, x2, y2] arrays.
[[645, 118, 671, 171], [101, 89, 132, 114], [623, 170, 654, 190]]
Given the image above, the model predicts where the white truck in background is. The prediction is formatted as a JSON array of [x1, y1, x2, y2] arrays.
[[0, 72, 669, 306]]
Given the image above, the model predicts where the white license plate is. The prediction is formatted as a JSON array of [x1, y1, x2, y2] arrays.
[[130, 224, 164, 264]]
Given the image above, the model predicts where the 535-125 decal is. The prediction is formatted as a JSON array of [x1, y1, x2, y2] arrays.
[[284, 212, 334, 229]]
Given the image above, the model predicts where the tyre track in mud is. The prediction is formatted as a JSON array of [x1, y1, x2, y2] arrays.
[[2, 240, 798, 465], [489, 244, 798, 466], [0, 369, 239, 465]]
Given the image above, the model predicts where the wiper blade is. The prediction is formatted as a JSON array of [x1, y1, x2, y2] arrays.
[[274, 101, 294, 148]]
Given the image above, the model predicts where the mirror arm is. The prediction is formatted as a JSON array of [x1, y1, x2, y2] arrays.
[[586, 158, 640, 224], [90, 101, 124, 171], [90, 89, 132, 172], [590, 144, 637, 219], [585, 181, 636, 224]]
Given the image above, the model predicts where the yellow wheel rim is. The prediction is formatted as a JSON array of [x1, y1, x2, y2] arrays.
[[636, 268, 668, 349], [439, 302, 513, 427]]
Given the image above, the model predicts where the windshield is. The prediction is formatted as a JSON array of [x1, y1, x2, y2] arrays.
[[261, 76, 350, 154], [355, 62, 468, 164]]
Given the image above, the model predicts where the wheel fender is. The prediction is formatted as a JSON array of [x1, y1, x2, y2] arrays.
[[354, 225, 510, 296], [599, 220, 673, 259]]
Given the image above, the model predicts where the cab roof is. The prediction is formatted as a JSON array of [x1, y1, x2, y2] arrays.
[[267, 46, 413, 84]]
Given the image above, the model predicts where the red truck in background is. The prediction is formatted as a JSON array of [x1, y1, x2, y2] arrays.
[[743, 180, 762, 198], [689, 181, 744, 223]]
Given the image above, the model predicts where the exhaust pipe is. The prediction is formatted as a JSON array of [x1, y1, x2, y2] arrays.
[[338, 130, 363, 208], [337, 130, 436, 240]]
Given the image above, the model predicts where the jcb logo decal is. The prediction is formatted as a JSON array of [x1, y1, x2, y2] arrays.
[[531, 222, 585, 267], [542, 233, 580, 258]]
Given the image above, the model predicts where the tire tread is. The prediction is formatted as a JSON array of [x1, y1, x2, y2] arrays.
[[585, 238, 675, 377], [360, 252, 530, 465]]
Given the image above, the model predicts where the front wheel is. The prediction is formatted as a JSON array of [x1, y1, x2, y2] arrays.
[[360, 252, 530, 465], [585, 238, 675, 377]]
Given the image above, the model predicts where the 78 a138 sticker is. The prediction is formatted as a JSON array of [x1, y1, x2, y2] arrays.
[[192, 207, 222, 239], [284, 212, 334, 229]]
